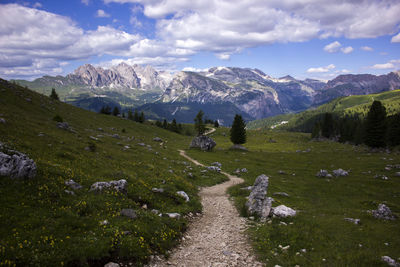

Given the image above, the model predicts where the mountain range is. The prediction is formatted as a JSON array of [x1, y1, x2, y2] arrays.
[[13, 64, 400, 124]]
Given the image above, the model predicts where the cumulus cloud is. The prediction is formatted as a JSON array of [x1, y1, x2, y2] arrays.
[[96, 9, 110, 18], [340, 46, 353, 54], [324, 41, 341, 53], [81, 0, 89, 5], [371, 59, 400, 70], [392, 32, 400, 43], [361, 46, 373, 51], [307, 64, 335, 73]]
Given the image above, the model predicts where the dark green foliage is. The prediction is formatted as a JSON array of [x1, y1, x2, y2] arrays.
[[112, 106, 120, 116], [364, 100, 387, 148], [162, 119, 168, 129], [50, 88, 59, 100], [87, 141, 96, 152], [100, 105, 112, 115], [214, 120, 219, 128], [53, 114, 63, 123], [311, 122, 321, 139], [170, 119, 179, 133], [127, 109, 133, 120], [387, 112, 400, 147], [139, 112, 145, 123], [194, 110, 205, 136], [155, 118, 182, 134], [321, 113, 335, 138], [134, 110, 139, 122], [230, 114, 246, 144]]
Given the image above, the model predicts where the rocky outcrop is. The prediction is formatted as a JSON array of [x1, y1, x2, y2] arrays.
[[245, 174, 272, 218], [0, 143, 36, 179], [90, 179, 128, 193], [371, 204, 396, 220], [190, 135, 216, 151]]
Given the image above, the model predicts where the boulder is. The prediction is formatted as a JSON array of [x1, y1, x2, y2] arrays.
[[0, 144, 36, 179], [90, 179, 127, 193], [371, 204, 396, 220], [65, 179, 83, 190], [272, 205, 297, 217], [190, 135, 216, 151], [245, 174, 272, 218], [176, 191, 190, 202], [333, 168, 349, 177], [120, 208, 137, 219]]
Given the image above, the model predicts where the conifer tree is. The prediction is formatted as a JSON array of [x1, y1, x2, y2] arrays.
[[387, 112, 400, 147], [230, 114, 246, 144], [321, 113, 334, 138], [170, 118, 178, 132], [162, 119, 168, 129], [133, 110, 139, 122], [112, 106, 120, 116], [364, 100, 387, 147], [214, 120, 219, 128], [194, 110, 206, 136], [127, 109, 133, 120], [50, 88, 59, 100], [139, 112, 145, 123]]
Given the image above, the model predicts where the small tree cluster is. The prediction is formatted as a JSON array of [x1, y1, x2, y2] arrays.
[[155, 118, 183, 133], [126, 109, 145, 123]]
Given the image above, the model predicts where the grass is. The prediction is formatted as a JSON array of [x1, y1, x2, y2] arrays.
[[186, 128, 400, 266], [0, 79, 227, 266]]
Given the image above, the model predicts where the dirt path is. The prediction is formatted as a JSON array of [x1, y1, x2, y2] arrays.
[[147, 150, 263, 267]]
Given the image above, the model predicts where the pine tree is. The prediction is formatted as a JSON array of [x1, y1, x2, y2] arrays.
[[194, 110, 205, 136], [139, 112, 145, 123], [50, 88, 59, 100], [162, 119, 168, 129], [387, 112, 400, 147], [170, 118, 178, 132], [364, 100, 387, 147], [230, 114, 246, 144], [127, 109, 133, 120], [112, 107, 120, 116], [133, 110, 139, 122]]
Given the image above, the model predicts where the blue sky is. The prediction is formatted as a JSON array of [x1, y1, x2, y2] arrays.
[[0, 0, 399, 81]]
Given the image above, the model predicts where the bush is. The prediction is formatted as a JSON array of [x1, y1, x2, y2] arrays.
[[53, 114, 63, 122]]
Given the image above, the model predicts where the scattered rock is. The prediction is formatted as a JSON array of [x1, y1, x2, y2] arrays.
[[211, 162, 222, 168], [153, 137, 163, 142], [241, 168, 248, 173], [229, 144, 248, 151], [112, 134, 120, 139], [371, 204, 396, 220], [269, 138, 276, 143], [278, 170, 286, 174], [166, 213, 181, 219], [316, 169, 329, 177], [176, 191, 190, 202], [57, 122, 70, 130], [0, 118, 5, 124], [190, 135, 217, 151], [90, 179, 128, 193], [375, 174, 389, 180], [120, 209, 137, 220], [89, 136, 99, 141], [65, 179, 83, 190], [344, 218, 361, 225], [333, 168, 349, 177], [187, 172, 193, 178], [381, 256, 400, 267], [137, 143, 145, 146], [104, 263, 119, 267], [0, 143, 37, 179], [246, 174, 273, 218], [100, 220, 109, 226], [64, 190, 75, 195], [272, 205, 296, 217], [241, 186, 253, 191], [206, 166, 221, 172], [151, 209, 160, 215], [273, 192, 289, 197], [97, 128, 103, 132], [152, 188, 164, 193], [395, 172, 400, 177]]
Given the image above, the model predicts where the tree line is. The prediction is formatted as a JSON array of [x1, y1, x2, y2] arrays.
[[311, 100, 400, 148]]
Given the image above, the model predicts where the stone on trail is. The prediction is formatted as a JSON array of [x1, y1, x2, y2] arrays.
[[90, 179, 127, 193], [371, 204, 396, 220], [177, 191, 190, 202], [190, 135, 216, 151], [246, 174, 273, 218], [0, 143, 37, 179], [272, 205, 296, 218]]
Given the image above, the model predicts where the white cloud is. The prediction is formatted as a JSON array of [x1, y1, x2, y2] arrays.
[[371, 59, 400, 70], [341, 46, 353, 54], [324, 41, 341, 53], [307, 64, 335, 73], [81, 0, 89, 5], [96, 9, 110, 18], [182, 67, 209, 72], [33, 2, 42, 8], [361, 46, 373, 51], [392, 32, 400, 43], [216, 53, 231, 60]]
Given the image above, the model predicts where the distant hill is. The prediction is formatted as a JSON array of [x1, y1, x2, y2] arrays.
[[247, 89, 400, 132]]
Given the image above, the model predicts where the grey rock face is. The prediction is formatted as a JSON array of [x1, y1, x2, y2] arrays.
[[190, 135, 216, 151], [245, 174, 272, 218], [65, 179, 83, 190], [0, 144, 36, 179], [120, 208, 137, 219], [372, 204, 396, 220], [90, 179, 127, 193], [333, 168, 349, 177], [176, 191, 190, 202], [272, 205, 297, 217]]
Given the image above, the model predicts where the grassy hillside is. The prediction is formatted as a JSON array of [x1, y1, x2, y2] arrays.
[[248, 89, 400, 131], [0, 79, 227, 266], [187, 128, 400, 266]]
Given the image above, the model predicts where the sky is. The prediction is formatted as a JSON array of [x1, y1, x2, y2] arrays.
[[0, 0, 400, 81]]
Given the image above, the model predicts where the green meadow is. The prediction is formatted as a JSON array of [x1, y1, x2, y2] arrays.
[[1, 79, 399, 266]]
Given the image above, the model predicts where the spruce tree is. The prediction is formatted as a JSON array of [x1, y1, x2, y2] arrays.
[[133, 110, 139, 122], [112, 107, 120, 116], [364, 100, 387, 148], [162, 119, 168, 129], [50, 88, 59, 100], [127, 109, 133, 120], [194, 110, 206, 136], [230, 114, 246, 144], [387, 113, 400, 147], [139, 112, 145, 123]]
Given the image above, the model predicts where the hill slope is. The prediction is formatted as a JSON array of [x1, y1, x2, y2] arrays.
[[0, 79, 226, 266]]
